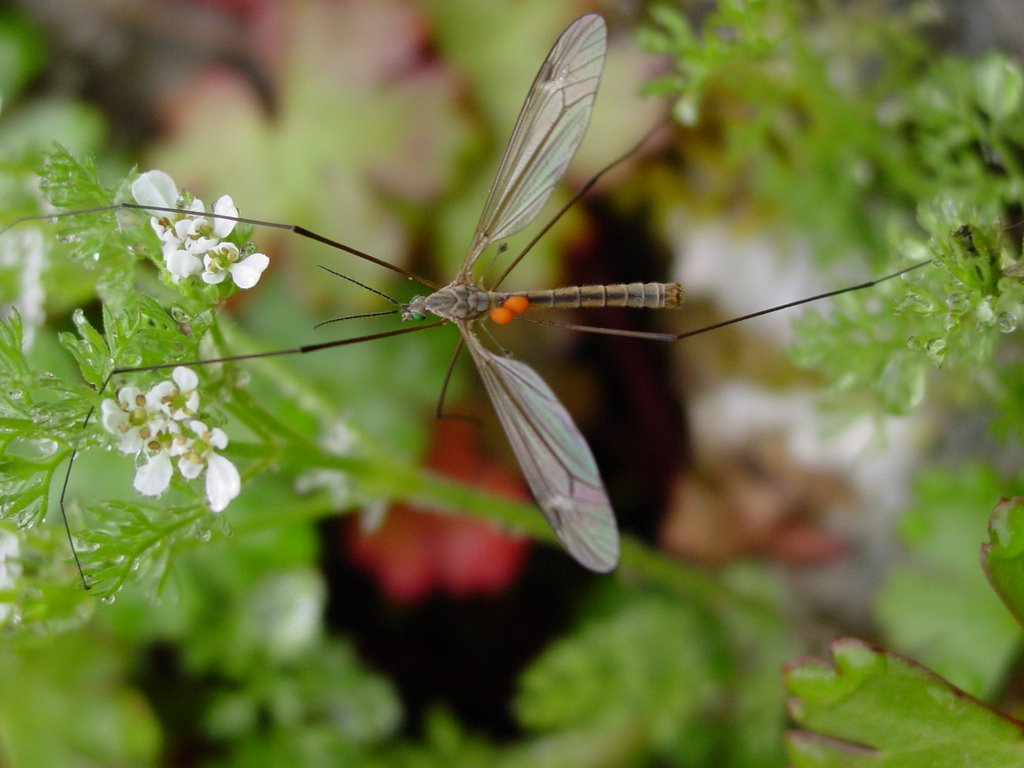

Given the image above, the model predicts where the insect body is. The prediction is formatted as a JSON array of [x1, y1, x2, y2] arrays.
[[404, 282, 683, 323], [388, 14, 689, 571]]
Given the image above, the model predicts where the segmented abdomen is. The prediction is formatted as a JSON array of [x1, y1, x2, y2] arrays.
[[508, 282, 683, 309]]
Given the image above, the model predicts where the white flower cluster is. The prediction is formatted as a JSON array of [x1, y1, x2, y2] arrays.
[[130, 170, 269, 289], [0, 526, 20, 626], [101, 367, 240, 512]]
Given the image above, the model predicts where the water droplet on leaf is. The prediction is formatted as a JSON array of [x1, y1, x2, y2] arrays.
[[946, 292, 968, 312], [997, 311, 1017, 333], [924, 337, 947, 364]]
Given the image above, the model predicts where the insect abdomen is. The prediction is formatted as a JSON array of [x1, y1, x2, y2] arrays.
[[517, 282, 683, 309]]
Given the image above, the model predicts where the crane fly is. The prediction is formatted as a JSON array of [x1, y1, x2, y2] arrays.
[[3, 13, 932, 583], [392, 13, 669, 571]]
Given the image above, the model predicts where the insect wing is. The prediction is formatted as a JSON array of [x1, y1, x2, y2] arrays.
[[460, 14, 607, 278], [463, 331, 619, 571]]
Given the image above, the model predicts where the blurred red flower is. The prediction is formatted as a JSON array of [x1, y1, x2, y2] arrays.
[[345, 419, 530, 603]]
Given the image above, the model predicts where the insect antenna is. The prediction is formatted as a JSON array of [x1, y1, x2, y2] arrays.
[[312, 264, 405, 327], [315, 264, 404, 306], [314, 311, 400, 328]]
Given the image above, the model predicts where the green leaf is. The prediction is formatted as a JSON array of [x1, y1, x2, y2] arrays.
[[981, 496, 1024, 628], [785, 638, 1024, 767], [874, 466, 1023, 699], [514, 594, 720, 762]]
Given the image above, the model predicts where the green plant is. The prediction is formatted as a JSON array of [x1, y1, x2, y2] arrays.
[[1, 1, 1024, 766]]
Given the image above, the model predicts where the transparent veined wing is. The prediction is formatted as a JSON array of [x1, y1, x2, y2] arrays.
[[459, 14, 607, 280], [462, 328, 619, 571]]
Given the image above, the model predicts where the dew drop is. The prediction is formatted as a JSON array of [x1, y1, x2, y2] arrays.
[[42, 437, 57, 452], [8, 390, 22, 400], [898, 292, 933, 314], [945, 292, 968, 312], [56, 233, 77, 245], [100, 594, 116, 605], [924, 337, 947, 364], [195, 529, 212, 543], [997, 311, 1018, 333]]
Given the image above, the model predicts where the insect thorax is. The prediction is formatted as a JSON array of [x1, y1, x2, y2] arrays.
[[403, 282, 493, 322]]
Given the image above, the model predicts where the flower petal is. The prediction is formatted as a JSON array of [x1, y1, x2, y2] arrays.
[[131, 170, 178, 209], [134, 452, 172, 496], [229, 253, 270, 289], [172, 366, 198, 391], [145, 381, 174, 412], [206, 453, 240, 512], [208, 427, 228, 450], [166, 250, 202, 280], [100, 399, 125, 430], [118, 431, 145, 455], [173, 218, 194, 242], [117, 386, 143, 409], [178, 455, 203, 480], [187, 235, 220, 254], [201, 269, 228, 285], [211, 195, 238, 238]]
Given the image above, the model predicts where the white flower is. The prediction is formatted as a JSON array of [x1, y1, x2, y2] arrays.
[[0, 526, 21, 625], [147, 366, 200, 420], [103, 369, 241, 513], [101, 385, 167, 454], [133, 449, 174, 497], [294, 421, 360, 508], [0, 228, 47, 349], [165, 248, 204, 283], [132, 170, 266, 290], [178, 420, 240, 512], [201, 243, 270, 289]]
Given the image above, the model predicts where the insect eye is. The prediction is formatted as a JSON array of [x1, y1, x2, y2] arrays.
[[405, 296, 427, 321]]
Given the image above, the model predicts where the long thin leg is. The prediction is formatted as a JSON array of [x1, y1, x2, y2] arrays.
[[520, 316, 677, 341], [432, 337, 480, 426], [2, 203, 441, 289], [671, 260, 932, 341]]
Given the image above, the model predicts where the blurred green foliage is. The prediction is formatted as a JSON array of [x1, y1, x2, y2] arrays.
[[1, 1, 1024, 766]]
